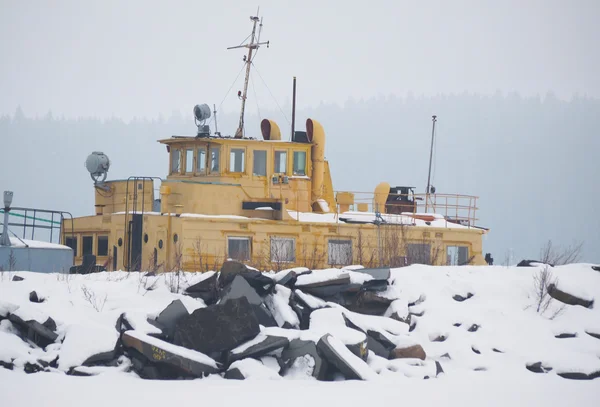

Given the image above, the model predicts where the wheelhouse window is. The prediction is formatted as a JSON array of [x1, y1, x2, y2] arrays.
[[270, 237, 295, 263], [97, 235, 109, 256], [253, 150, 267, 176], [274, 150, 287, 174], [170, 149, 181, 174], [65, 236, 77, 256], [197, 148, 206, 173], [328, 239, 352, 266], [293, 151, 306, 176], [210, 146, 220, 173], [185, 149, 194, 173], [82, 235, 93, 256], [227, 237, 251, 261], [447, 245, 469, 265], [229, 148, 245, 173]]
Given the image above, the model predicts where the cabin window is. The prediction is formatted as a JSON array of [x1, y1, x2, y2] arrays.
[[185, 149, 194, 173], [210, 146, 220, 173], [253, 150, 267, 176], [82, 235, 93, 256], [65, 236, 77, 256], [328, 239, 352, 266], [407, 243, 431, 265], [97, 235, 109, 256], [270, 237, 295, 263], [171, 149, 181, 174], [227, 237, 251, 261], [197, 148, 207, 173], [293, 151, 306, 176], [447, 245, 469, 265], [229, 148, 245, 173], [274, 150, 287, 174]]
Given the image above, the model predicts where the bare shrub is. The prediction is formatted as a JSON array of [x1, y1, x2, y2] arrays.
[[300, 237, 326, 270], [539, 240, 583, 266], [81, 285, 107, 312], [532, 265, 566, 319]]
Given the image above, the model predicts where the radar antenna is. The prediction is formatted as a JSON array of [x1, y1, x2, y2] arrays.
[[227, 10, 269, 138]]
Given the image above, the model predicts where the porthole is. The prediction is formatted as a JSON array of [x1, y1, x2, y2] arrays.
[[144, 233, 149, 244], [173, 234, 179, 243], [158, 239, 163, 249], [118, 238, 123, 247]]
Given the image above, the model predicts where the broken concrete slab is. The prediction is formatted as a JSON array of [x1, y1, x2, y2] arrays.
[[548, 283, 594, 309], [221, 275, 263, 306], [173, 296, 260, 354], [225, 358, 282, 380], [276, 271, 298, 288], [82, 350, 118, 367], [43, 317, 57, 332], [353, 267, 391, 281], [185, 272, 219, 305], [281, 338, 328, 380], [391, 344, 426, 360], [316, 334, 378, 380], [346, 291, 393, 316], [7, 313, 58, 348], [122, 330, 220, 378], [299, 283, 362, 299], [154, 299, 189, 340], [296, 274, 352, 289], [224, 367, 245, 380], [227, 334, 289, 363], [556, 370, 600, 380], [238, 271, 277, 296], [384, 299, 410, 324]]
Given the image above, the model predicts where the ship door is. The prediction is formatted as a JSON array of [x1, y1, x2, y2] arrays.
[[127, 214, 143, 271]]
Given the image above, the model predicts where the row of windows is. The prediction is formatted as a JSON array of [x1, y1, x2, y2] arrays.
[[171, 146, 307, 177], [228, 236, 353, 266], [65, 235, 109, 257]]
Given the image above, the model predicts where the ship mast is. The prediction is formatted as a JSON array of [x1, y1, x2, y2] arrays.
[[227, 13, 269, 138], [425, 115, 437, 212]]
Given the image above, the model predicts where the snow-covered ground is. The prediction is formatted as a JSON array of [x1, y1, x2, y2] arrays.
[[1, 263, 599, 406]]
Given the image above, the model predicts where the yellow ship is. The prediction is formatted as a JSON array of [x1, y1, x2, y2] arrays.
[[62, 15, 488, 273]]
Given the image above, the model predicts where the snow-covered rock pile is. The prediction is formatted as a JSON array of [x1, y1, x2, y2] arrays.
[[0, 261, 599, 382]]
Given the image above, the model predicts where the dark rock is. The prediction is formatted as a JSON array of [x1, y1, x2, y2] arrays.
[[317, 334, 370, 380], [29, 291, 44, 303], [185, 273, 219, 305], [67, 367, 93, 377], [548, 284, 594, 308], [342, 315, 394, 359], [0, 360, 14, 370], [409, 320, 417, 332], [173, 296, 260, 354], [115, 313, 134, 333], [220, 260, 248, 281], [221, 275, 263, 306], [435, 361, 444, 376], [346, 338, 368, 362], [592, 266, 600, 272], [8, 314, 58, 348], [300, 283, 361, 299], [277, 271, 298, 288], [24, 362, 44, 374], [409, 309, 425, 317], [353, 267, 391, 281], [360, 279, 389, 292], [145, 271, 157, 277], [237, 271, 276, 296], [440, 353, 451, 360], [557, 371, 600, 380], [224, 367, 245, 380], [517, 259, 553, 267], [586, 331, 600, 340], [289, 292, 313, 330], [390, 344, 426, 360], [281, 339, 328, 380], [468, 324, 480, 332], [474, 367, 487, 372], [12, 275, 24, 282], [154, 300, 189, 340], [249, 304, 278, 327], [122, 331, 220, 378], [82, 350, 118, 367], [453, 293, 474, 302], [472, 346, 481, 354], [555, 333, 577, 339], [431, 335, 447, 342], [43, 317, 57, 332], [346, 291, 393, 316], [526, 361, 553, 373], [453, 322, 462, 327], [227, 335, 289, 363], [492, 348, 504, 353]]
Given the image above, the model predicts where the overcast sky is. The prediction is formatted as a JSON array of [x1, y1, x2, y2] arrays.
[[1, 0, 599, 119]]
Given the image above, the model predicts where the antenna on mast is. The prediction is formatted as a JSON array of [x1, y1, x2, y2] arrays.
[[227, 10, 270, 138], [425, 115, 437, 212]]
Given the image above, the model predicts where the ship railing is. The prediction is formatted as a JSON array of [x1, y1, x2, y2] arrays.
[[0, 207, 75, 245], [335, 191, 479, 228]]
